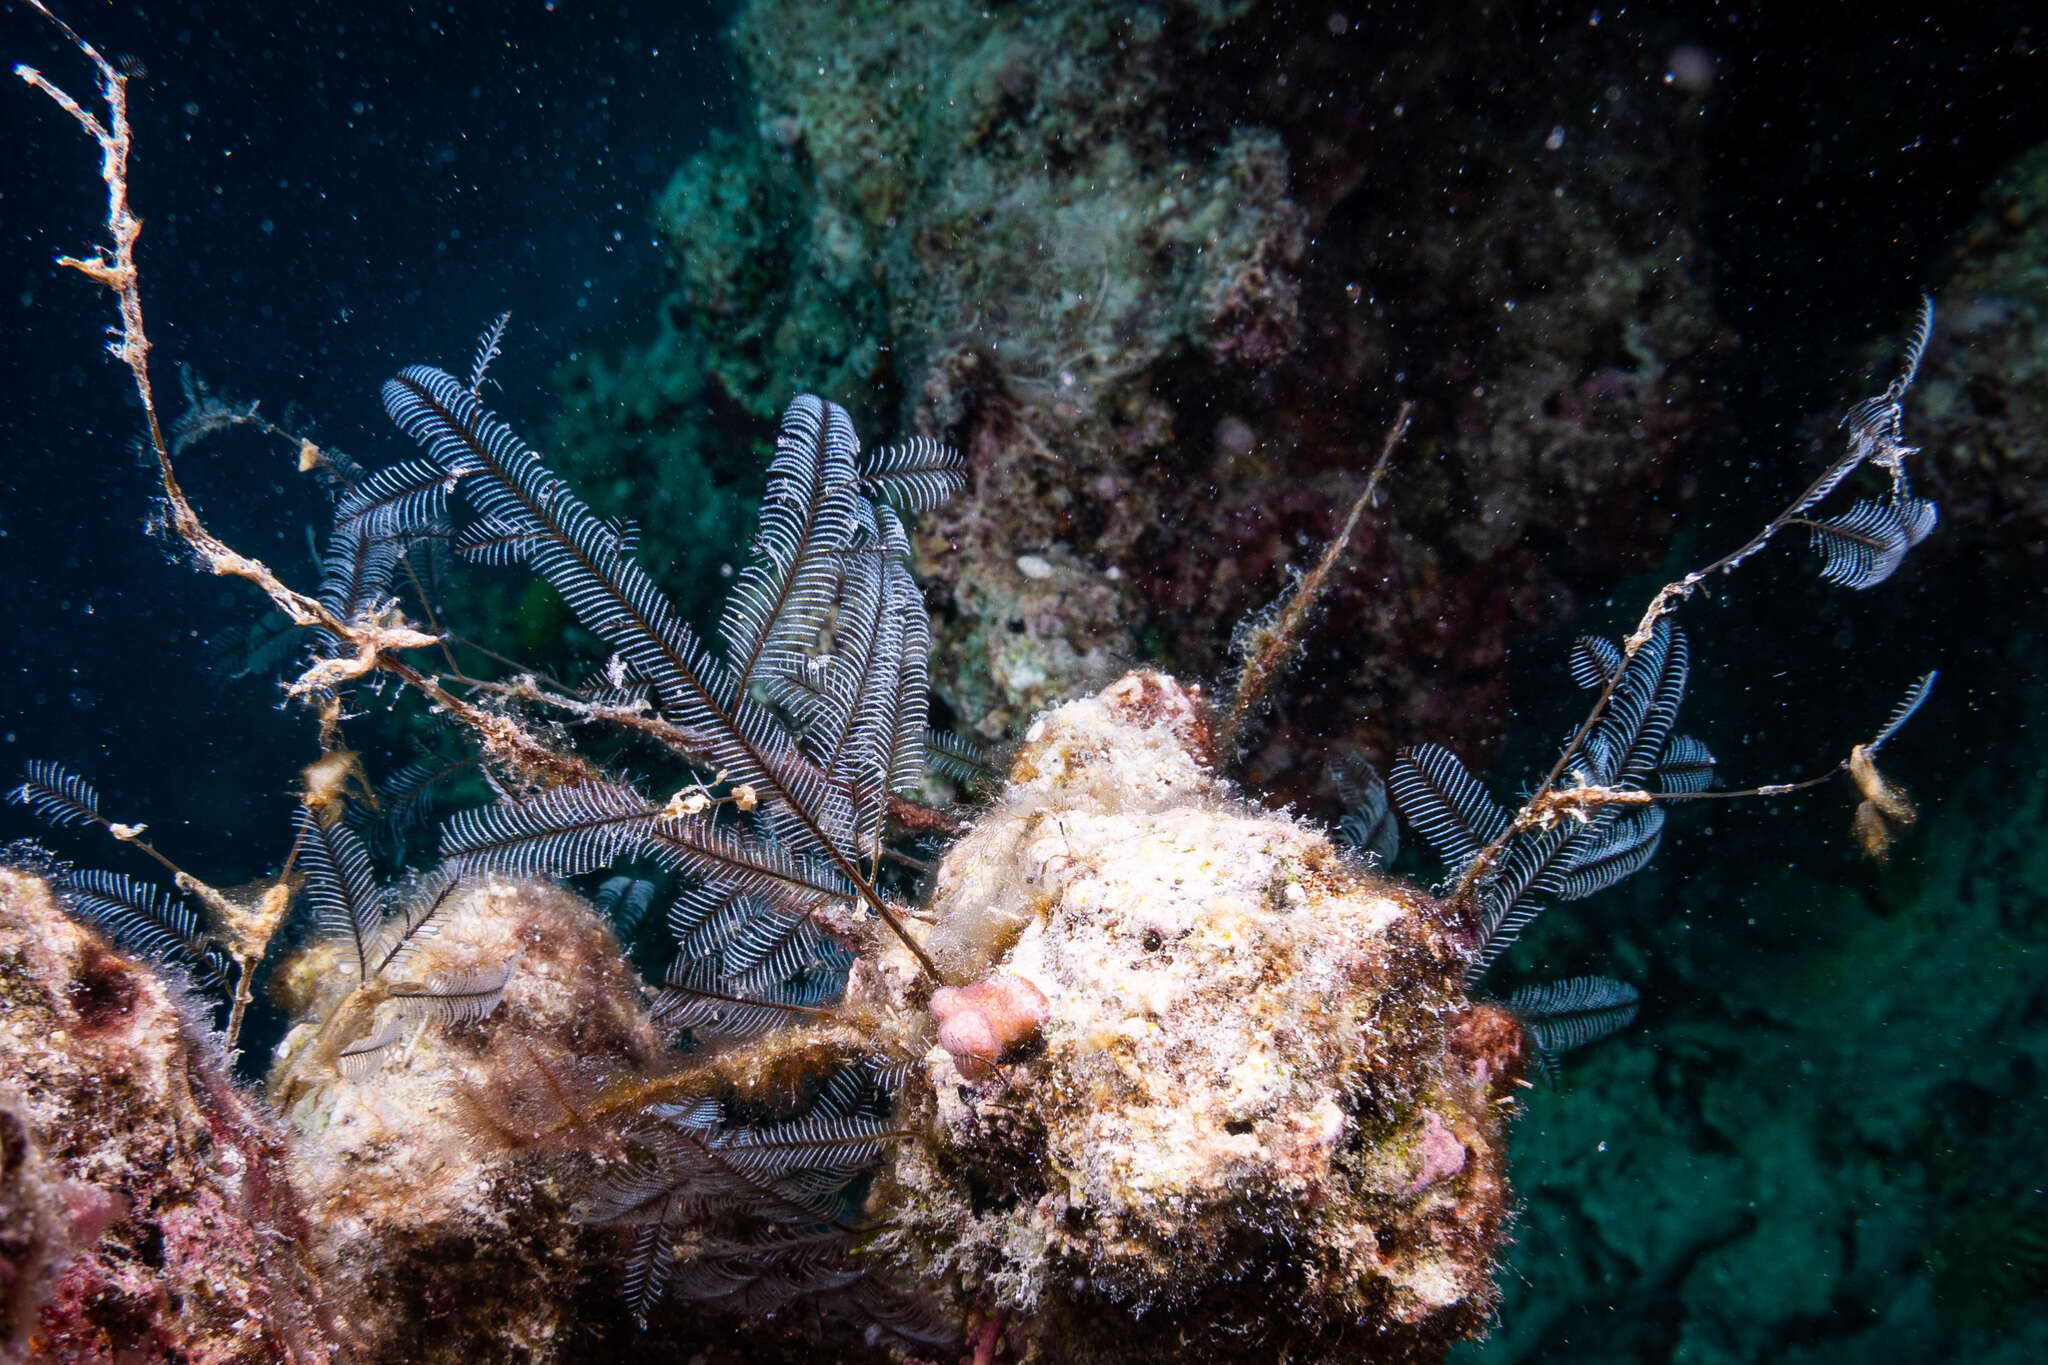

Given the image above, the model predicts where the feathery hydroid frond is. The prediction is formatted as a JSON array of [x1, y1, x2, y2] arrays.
[[1330, 750, 1399, 867], [468, 310, 511, 395], [923, 729, 1002, 788], [593, 875, 661, 936], [705, 1112, 898, 1180], [383, 367, 950, 977], [1568, 635, 1622, 690], [8, 760, 103, 831], [369, 869, 461, 977], [388, 963, 512, 1023], [655, 968, 832, 1040], [859, 435, 965, 512], [658, 886, 851, 1041], [1896, 293, 1936, 397], [719, 394, 864, 699], [332, 459, 458, 545], [1553, 807, 1666, 901], [1869, 671, 1937, 752], [337, 1020, 406, 1081], [1503, 976, 1640, 1083], [1805, 497, 1937, 589], [438, 779, 852, 912], [1655, 735, 1717, 794], [296, 809, 384, 979], [53, 868, 227, 985], [1469, 823, 1619, 975], [1389, 621, 1693, 980], [439, 780, 668, 879], [1387, 744, 1508, 874]]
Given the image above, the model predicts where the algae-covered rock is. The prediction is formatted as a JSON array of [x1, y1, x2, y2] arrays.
[[866, 673, 1522, 1362], [267, 875, 665, 1363], [0, 866, 335, 1362], [0, 859, 850, 1365]]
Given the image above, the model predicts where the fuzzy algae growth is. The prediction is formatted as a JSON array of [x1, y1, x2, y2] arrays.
[[0, 868, 327, 1361], [864, 673, 1517, 1362], [264, 877, 663, 1360]]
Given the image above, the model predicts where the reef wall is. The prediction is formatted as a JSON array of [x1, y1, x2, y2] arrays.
[[566, 0, 1723, 794], [1895, 143, 2048, 575]]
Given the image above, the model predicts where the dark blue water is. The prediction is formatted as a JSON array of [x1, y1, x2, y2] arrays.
[[2, 1, 737, 879]]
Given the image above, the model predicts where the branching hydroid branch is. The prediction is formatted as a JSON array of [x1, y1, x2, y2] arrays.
[[17, 5, 317, 631], [456, 672, 968, 840], [1219, 402, 1411, 758], [16, 5, 595, 793], [1448, 305, 1939, 907], [1472, 669, 1934, 851]]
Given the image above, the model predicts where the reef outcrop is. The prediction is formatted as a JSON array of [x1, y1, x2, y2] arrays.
[[266, 876, 664, 1363], [867, 672, 1520, 1363], [3, 671, 1533, 1364]]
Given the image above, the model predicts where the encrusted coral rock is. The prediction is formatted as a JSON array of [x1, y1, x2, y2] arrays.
[[869, 674, 1517, 1363], [0, 866, 335, 1362], [0, 859, 850, 1365], [266, 875, 664, 1363]]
